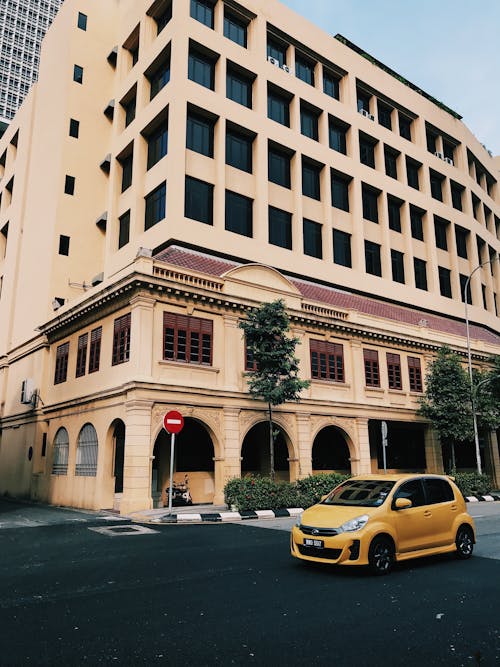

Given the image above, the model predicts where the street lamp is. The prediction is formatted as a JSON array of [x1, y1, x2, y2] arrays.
[[463, 257, 499, 475]]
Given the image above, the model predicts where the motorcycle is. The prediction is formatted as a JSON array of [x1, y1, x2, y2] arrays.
[[167, 474, 193, 506]]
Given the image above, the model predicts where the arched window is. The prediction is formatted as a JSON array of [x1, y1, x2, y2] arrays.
[[52, 427, 69, 475], [75, 423, 98, 476]]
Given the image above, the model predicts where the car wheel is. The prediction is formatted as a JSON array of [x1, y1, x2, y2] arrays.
[[455, 525, 474, 559], [368, 536, 395, 576]]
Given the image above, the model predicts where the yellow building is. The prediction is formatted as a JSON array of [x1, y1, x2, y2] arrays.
[[0, 0, 499, 514]]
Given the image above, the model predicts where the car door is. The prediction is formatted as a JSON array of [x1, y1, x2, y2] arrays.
[[420, 477, 458, 547], [391, 479, 429, 553]]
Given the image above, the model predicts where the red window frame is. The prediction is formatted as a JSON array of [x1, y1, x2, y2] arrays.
[[386, 352, 402, 390], [163, 312, 213, 365], [310, 339, 344, 382], [75, 333, 88, 378], [112, 313, 131, 366], [363, 349, 380, 387], [54, 342, 69, 384], [88, 326, 102, 373], [244, 339, 258, 371], [408, 356, 423, 392]]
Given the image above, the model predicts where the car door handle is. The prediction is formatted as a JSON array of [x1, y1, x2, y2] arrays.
[[424, 510, 432, 517], [451, 505, 457, 511]]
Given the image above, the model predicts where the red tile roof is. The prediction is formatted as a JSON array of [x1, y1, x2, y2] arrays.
[[154, 246, 500, 346]]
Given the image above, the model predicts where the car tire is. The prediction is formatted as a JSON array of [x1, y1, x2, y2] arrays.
[[455, 525, 474, 560], [368, 536, 395, 576]]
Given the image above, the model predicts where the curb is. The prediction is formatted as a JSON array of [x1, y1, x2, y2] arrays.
[[465, 494, 500, 503]]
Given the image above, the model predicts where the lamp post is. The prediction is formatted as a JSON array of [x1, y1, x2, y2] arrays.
[[463, 257, 499, 475]]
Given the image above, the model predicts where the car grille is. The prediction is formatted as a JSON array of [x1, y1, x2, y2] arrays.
[[300, 524, 339, 537], [298, 545, 342, 560]]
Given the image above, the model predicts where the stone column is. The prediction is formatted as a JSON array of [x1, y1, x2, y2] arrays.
[[355, 418, 371, 474], [222, 407, 241, 496], [424, 426, 444, 474], [489, 431, 500, 488], [296, 413, 312, 479], [120, 399, 154, 515]]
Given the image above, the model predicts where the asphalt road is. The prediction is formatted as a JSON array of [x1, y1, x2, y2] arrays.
[[1, 498, 499, 666]]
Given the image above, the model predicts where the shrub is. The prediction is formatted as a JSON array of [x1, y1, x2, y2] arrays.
[[296, 473, 350, 507], [451, 471, 493, 497]]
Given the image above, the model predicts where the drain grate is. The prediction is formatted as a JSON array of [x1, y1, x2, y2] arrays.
[[89, 524, 158, 537]]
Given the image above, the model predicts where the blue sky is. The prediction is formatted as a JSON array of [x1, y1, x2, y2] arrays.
[[281, 0, 500, 157]]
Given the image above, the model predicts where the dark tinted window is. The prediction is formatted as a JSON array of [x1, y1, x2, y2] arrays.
[[410, 206, 424, 241], [302, 160, 321, 200], [303, 219, 322, 258], [393, 479, 426, 507], [424, 478, 454, 504], [323, 479, 395, 507], [329, 118, 347, 154], [147, 124, 168, 169], [145, 181, 166, 230], [323, 70, 340, 100], [186, 111, 214, 157], [227, 65, 253, 108], [268, 87, 290, 126], [438, 266, 452, 298], [268, 145, 291, 188], [333, 229, 351, 267], [69, 119, 80, 138], [188, 48, 215, 90], [331, 171, 350, 211], [224, 10, 247, 47], [119, 210, 130, 248], [267, 38, 287, 67], [226, 127, 253, 173], [365, 241, 381, 276], [225, 190, 252, 237], [269, 206, 292, 249], [362, 185, 378, 223], [190, 0, 214, 28], [185, 176, 213, 225], [295, 54, 315, 85], [391, 249, 405, 283], [300, 105, 319, 140]]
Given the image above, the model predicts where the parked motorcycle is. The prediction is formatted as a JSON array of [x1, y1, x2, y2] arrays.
[[167, 474, 193, 506]]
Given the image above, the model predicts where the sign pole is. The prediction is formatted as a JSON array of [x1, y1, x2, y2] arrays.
[[163, 410, 184, 516], [168, 432, 175, 516]]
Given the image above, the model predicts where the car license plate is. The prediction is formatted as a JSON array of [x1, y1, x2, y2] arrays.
[[304, 538, 324, 548]]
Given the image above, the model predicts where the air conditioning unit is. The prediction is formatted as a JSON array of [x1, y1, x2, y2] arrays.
[[434, 151, 444, 160], [444, 157, 454, 166], [282, 64, 290, 73], [267, 56, 279, 66], [21, 378, 35, 405], [360, 109, 374, 121]]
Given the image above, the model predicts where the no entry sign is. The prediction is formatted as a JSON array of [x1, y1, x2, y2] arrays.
[[163, 410, 184, 434]]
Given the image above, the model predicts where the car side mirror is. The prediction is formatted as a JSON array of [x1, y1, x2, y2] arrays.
[[394, 497, 412, 510]]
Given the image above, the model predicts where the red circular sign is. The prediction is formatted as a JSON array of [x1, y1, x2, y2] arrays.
[[163, 410, 184, 434]]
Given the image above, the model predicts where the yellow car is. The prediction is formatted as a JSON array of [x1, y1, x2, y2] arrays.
[[291, 474, 475, 575]]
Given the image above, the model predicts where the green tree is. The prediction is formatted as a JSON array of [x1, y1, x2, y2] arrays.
[[418, 346, 473, 469], [239, 299, 310, 481], [474, 356, 500, 432]]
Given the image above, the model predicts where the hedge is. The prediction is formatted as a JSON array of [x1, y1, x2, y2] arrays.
[[451, 471, 493, 497]]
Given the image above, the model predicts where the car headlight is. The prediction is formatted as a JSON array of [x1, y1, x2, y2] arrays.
[[295, 513, 302, 527], [339, 514, 369, 533]]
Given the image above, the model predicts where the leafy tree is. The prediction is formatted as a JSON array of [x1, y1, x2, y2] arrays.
[[474, 357, 500, 432], [239, 299, 310, 480], [418, 346, 473, 469]]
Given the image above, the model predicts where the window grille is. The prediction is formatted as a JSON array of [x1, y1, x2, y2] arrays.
[[52, 427, 69, 475], [75, 423, 98, 476]]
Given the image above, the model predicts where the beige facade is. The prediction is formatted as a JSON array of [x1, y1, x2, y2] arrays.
[[0, 0, 499, 513]]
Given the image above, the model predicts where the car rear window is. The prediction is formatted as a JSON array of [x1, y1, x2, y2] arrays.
[[322, 479, 395, 507], [424, 478, 454, 504]]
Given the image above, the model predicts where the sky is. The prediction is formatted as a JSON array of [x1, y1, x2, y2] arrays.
[[281, 0, 500, 158]]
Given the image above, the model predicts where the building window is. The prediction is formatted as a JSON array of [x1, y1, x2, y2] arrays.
[[455, 226, 469, 259], [112, 313, 131, 365], [76, 333, 88, 378], [357, 90, 371, 114], [267, 85, 290, 127], [226, 126, 253, 173], [450, 181, 463, 211], [391, 249, 405, 284], [148, 53, 170, 99], [268, 143, 291, 188], [51, 428, 69, 475], [430, 170, 444, 201], [406, 158, 420, 190], [77, 12, 87, 30], [333, 229, 351, 267], [323, 69, 340, 100], [64, 175, 75, 195], [190, 0, 214, 28], [267, 37, 287, 67], [328, 117, 347, 154], [408, 357, 423, 392], [88, 326, 102, 373], [365, 241, 381, 277], [303, 219, 322, 259], [122, 94, 136, 127], [152, 1, 172, 34], [225, 190, 252, 237], [186, 109, 215, 157], [399, 113, 412, 141], [378, 101, 392, 130], [426, 127, 438, 154], [118, 210, 130, 249], [331, 170, 350, 211], [120, 153, 133, 192], [387, 196, 402, 232], [58, 235, 70, 256], [295, 54, 315, 86], [145, 181, 166, 230], [147, 123, 168, 170], [414, 258, 427, 290], [73, 64, 83, 84], [185, 176, 213, 225], [269, 206, 292, 250], [69, 118, 79, 138], [54, 342, 69, 384], [362, 184, 379, 223], [410, 206, 424, 241], [359, 134, 376, 168], [310, 340, 344, 382], [438, 266, 452, 298], [384, 146, 398, 179], [224, 9, 247, 47], [387, 353, 402, 390], [460, 273, 472, 304], [188, 46, 216, 90], [302, 159, 321, 200], [75, 424, 98, 477], [434, 216, 449, 250], [245, 339, 258, 372], [226, 63, 253, 108], [163, 312, 213, 365], [300, 103, 319, 141], [364, 349, 380, 387]]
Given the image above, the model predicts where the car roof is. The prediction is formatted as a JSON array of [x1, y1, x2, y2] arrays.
[[347, 473, 451, 482]]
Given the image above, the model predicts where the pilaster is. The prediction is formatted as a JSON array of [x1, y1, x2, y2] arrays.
[[120, 398, 154, 514]]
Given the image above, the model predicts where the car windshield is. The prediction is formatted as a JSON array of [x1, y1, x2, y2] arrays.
[[321, 479, 396, 507]]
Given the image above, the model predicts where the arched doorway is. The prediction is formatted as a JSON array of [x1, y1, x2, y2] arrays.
[[241, 422, 291, 482], [312, 426, 351, 474], [151, 418, 215, 506], [113, 421, 125, 493]]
